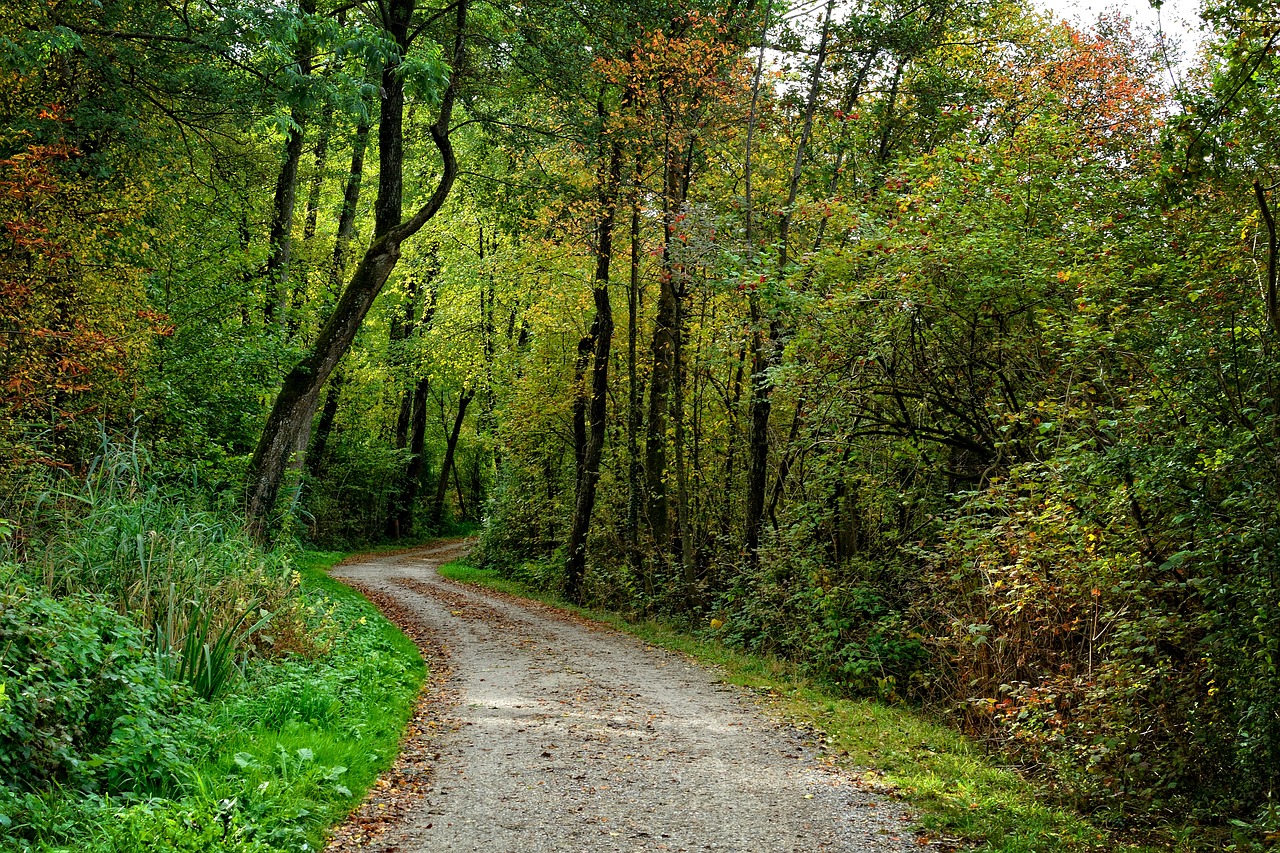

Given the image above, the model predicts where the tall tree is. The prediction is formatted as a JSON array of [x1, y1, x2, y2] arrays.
[[245, 0, 468, 538], [565, 114, 623, 604], [743, 0, 834, 563]]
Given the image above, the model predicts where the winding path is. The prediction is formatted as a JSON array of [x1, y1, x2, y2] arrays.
[[326, 541, 923, 853]]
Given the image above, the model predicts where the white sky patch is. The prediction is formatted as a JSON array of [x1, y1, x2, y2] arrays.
[[1036, 0, 1206, 88]]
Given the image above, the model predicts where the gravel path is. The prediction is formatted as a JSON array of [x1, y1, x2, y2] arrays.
[[329, 542, 924, 853]]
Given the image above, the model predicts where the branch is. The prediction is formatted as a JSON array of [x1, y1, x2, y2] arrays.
[[390, 0, 466, 243], [1255, 179, 1280, 336]]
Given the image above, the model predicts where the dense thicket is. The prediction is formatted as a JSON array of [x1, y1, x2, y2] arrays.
[[4, 0, 1280, 841]]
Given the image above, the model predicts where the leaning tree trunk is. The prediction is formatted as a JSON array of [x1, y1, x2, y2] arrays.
[[565, 134, 622, 605], [245, 0, 467, 539]]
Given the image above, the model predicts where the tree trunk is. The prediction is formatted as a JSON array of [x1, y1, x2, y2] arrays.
[[388, 267, 438, 537], [389, 275, 423, 449], [330, 114, 371, 295], [644, 257, 676, 549], [265, 117, 306, 325], [386, 275, 424, 537], [481, 256, 499, 480], [877, 58, 905, 166], [245, 0, 467, 539], [396, 376, 432, 537], [305, 365, 343, 478], [719, 342, 746, 539], [744, 0, 833, 563], [671, 267, 695, 601], [644, 140, 692, 550], [565, 134, 622, 605], [743, 297, 774, 559], [303, 101, 333, 241], [766, 399, 805, 529], [452, 458, 468, 520], [626, 175, 645, 589], [572, 328, 594, 474], [264, 0, 316, 326], [1256, 180, 1280, 336], [430, 387, 474, 529]]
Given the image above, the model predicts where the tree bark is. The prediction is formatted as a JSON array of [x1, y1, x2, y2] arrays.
[[430, 387, 474, 529], [565, 133, 622, 605], [245, 0, 467, 539]]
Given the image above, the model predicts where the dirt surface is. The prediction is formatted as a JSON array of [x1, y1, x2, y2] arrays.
[[327, 541, 925, 853]]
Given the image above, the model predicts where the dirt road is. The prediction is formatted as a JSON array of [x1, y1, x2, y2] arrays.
[[328, 542, 922, 853]]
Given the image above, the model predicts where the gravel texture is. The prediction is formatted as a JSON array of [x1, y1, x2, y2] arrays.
[[328, 542, 925, 853]]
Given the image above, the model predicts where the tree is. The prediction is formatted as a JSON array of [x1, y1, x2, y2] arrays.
[[245, 0, 467, 538]]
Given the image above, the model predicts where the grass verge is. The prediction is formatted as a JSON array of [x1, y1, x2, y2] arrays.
[[3, 550, 424, 853], [175, 550, 426, 852], [437, 560, 1164, 853]]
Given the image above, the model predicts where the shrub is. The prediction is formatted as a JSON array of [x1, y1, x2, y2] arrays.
[[720, 538, 928, 700], [0, 571, 202, 799]]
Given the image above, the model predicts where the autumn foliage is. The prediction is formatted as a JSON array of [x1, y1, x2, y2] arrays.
[[0, 113, 156, 465]]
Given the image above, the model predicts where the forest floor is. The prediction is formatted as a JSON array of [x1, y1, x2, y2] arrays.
[[323, 541, 928, 853]]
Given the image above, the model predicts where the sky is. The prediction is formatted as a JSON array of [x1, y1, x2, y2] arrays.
[[1036, 0, 1206, 85]]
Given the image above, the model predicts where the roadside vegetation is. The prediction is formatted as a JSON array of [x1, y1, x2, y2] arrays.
[[440, 559, 1242, 853], [0, 447, 423, 853], [5, 0, 1280, 844]]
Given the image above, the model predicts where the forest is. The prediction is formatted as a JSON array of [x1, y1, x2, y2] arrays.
[[3, 0, 1280, 848]]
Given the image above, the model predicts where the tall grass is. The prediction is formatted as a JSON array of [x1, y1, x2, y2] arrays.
[[3, 429, 307, 693], [155, 596, 274, 700]]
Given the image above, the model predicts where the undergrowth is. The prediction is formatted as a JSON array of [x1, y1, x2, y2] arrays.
[[437, 560, 1198, 853], [0, 551, 423, 853]]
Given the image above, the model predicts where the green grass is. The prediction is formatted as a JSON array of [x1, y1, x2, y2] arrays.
[[437, 561, 1171, 853], [2, 550, 425, 853], [176, 550, 426, 851]]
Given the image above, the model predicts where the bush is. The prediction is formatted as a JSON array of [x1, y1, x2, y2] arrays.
[[720, 538, 928, 700], [0, 569, 202, 800]]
